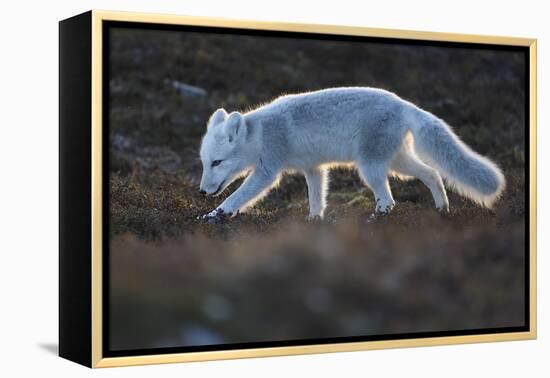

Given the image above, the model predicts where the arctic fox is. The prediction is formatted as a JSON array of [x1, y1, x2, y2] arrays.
[[198, 87, 505, 222]]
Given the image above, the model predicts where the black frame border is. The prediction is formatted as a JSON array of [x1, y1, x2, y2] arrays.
[[59, 11, 93, 367]]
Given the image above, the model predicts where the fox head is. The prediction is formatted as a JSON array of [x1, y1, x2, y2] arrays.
[[199, 108, 252, 195]]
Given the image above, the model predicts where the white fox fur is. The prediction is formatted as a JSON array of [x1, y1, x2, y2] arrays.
[[199, 87, 505, 220]]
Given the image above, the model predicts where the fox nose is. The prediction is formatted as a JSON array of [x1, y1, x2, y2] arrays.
[[199, 189, 206, 195]]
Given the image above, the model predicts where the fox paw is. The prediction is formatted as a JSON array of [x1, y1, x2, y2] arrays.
[[306, 214, 323, 222], [198, 208, 230, 224], [366, 210, 390, 223], [436, 204, 450, 213], [375, 199, 395, 214]]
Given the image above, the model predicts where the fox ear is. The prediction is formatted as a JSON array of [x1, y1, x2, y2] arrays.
[[225, 112, 246, 142], [207, 108, 228, 128]]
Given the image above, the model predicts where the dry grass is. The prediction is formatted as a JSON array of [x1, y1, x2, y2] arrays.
[[110, 216, 525, 350]]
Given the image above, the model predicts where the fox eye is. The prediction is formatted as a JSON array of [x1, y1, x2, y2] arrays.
[[211, 160, 223, 167]]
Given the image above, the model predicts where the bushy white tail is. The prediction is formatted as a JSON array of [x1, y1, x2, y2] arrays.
[[409, 109, 505, 208]]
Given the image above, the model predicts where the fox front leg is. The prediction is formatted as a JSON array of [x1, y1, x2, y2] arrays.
[[201, 169, 278, 223], [303, 167, 328, 220]]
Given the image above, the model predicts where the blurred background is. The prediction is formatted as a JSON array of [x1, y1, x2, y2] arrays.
[[108, 26, 526, 351]]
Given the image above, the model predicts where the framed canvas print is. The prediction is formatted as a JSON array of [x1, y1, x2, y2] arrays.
[[59, 10, 537, 368]]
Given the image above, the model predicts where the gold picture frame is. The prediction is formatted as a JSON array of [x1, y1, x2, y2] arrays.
[[59, 9, 537, 368]]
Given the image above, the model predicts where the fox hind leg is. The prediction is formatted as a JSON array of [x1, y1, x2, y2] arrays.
[[357, 161, 395, 214], [303, 167, 328, 220], [355, 114, 409, 214], [391, 147, 449, 211]]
